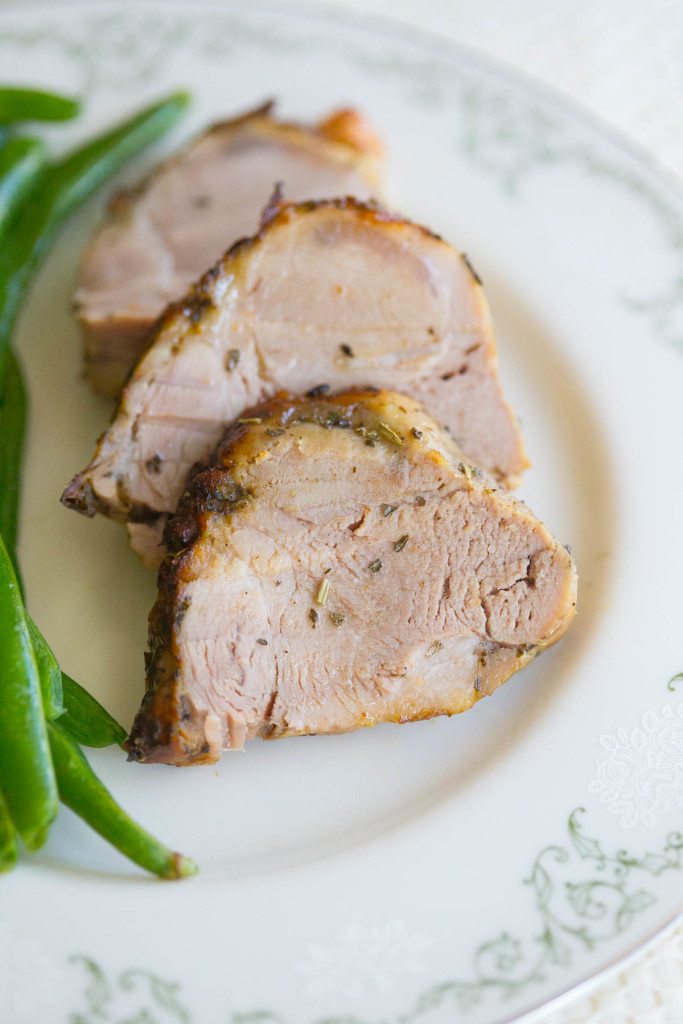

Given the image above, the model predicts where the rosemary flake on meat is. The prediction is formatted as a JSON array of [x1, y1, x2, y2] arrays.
[[225, 349, 240, 372], [376, 422, 404, 446]]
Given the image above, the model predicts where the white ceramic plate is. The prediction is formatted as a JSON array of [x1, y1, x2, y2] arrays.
[[2, 3, 682, 1022]]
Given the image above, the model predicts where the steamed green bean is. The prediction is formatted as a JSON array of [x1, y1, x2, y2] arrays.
[[0, 348, 25, 560], [60, 673, 127, 748], [0, 137, 46, 234], [0, 788, 17, 873], [0, 533, 57, 849], [0, 86, 81, 124], [26, 614, 64, 721], [49, 723, 196, 879]]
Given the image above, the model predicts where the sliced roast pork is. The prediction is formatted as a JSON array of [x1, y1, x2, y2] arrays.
[[126, 389, 575, 766], [62, 197, 529, 564], [76, 103, 383, 395]]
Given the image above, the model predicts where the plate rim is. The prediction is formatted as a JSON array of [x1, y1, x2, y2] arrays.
[[7, 0, 683, 204]]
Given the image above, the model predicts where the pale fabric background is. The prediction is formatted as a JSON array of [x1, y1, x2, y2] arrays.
[[299, 0, 683, 182], [1, 0, 681, 1020], [269, 2, 683, 1021]]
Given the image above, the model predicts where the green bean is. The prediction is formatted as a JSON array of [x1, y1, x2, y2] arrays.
[[0, 787, 18, 872], [48, 722, 196, 879], [0, 86, 81, 124], [0, 90, 190, 387], [0, 94, 189, 535], [0, 137, 46, 235], [0, 347, 25, 560], [0, 355, 64, 733], [25, 614, 64, 721], [60, 673, 126, 748], [0, 363, 123, 741], [0, 136, 43, 558], [0, 95, 189, 747], [0, 90, 195, 874], [0, 136, 44, 559], [0, 532, 57, 849], [22, 609, 127, 744], [0, 362, 125, 743], [23, 613, 126, 744]]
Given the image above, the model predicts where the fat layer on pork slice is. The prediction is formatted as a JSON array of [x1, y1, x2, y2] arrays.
[[62, 196, 529, 563], [126, 389, 575, 766], [76, 102, 383, 396]]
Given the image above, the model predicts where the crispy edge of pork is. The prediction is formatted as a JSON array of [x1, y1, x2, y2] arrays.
[[77, 101, 384, 397], [62, 195, 530, 535], [125, 389, 575, 766]]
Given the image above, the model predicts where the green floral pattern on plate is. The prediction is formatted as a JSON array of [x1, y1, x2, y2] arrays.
[[68, 803, 681, 1022], [2, 6, 683, 350], [668, 672, 683, 692], [69, 958, 191, 1024]]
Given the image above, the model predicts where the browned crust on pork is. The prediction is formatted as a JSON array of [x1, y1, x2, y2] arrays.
[[127, 558, 212, 765], [257, 192, 443, 242], [205, 99, 383, 158], [126, 470, 255, 763], [94, 101, 382, 229], [315, 107, 384, 155], [79, 102, 384, 397], [127, 455, 261, 764], [81, 315, 156, 395], [62, 196, 473, 522], [124, 389, 549, 765], [127, 389, 425, 763]]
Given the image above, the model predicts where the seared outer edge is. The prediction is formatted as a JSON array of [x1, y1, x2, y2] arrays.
[[77, 101, 385, 397], [125, 557, 215, 765], [130, 388, 456, 763], [126, 389, 574, 763], [62, 196, 465, 520], [83, 100, 382, 239]]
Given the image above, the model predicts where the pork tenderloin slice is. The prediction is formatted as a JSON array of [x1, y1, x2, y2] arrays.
[[76, 102, 383, 396], [126, 389, 575, 766], [62, 197, 529, 553]]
